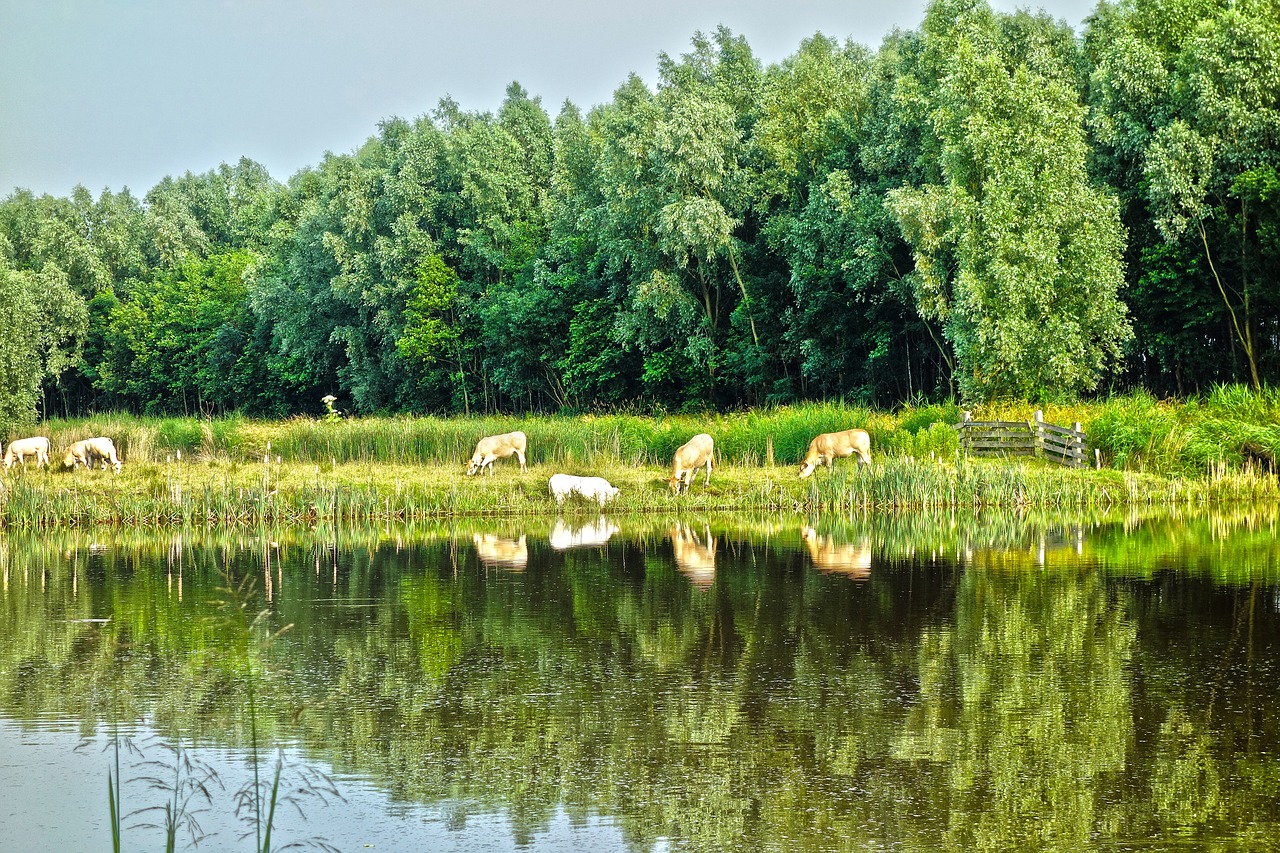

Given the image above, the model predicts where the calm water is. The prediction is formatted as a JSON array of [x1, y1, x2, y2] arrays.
[[2, 509, 1279, 851]]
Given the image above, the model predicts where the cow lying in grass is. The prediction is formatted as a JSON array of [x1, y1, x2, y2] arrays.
[[798, 428, 871, 478], [64, 437, 123, 473], [4, 436, 51, 470], [667, 433, 714, 494], [548, 473, 619, 508], [466, 431, 528, 476]]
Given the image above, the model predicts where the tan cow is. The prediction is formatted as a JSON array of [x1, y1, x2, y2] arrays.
[[64, 437, 123, 473], [465, 430, 528, 476], [797, 428, 871, 478], [473, 533, 529, 570], [671, 523, 717, 588], [801, 527, 871, 580], [4, 436, 51, 470], [667, 433, 714, 494]]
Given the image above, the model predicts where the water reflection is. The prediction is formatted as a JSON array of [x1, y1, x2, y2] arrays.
[[670, 522, 716, 588], [473, 533, 529, 570], [801, 525, 871, 579], [548, 517, 619, 550], [2, 507, 1280, 851]]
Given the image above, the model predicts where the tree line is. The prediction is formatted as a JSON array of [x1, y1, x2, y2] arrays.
[[0, 0, 1275, 428]]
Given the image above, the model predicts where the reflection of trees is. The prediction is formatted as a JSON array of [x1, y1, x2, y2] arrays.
[[895, 569, 1134, 849], [2, 513, 1280, 849]]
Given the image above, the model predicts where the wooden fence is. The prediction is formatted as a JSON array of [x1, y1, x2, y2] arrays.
[[954, 410, 1091, 469]]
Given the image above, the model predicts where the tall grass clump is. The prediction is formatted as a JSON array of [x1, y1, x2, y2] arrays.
[[1086, 385, 1280, 475]]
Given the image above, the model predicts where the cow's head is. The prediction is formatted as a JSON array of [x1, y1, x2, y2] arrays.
[[798, 462, 817, 479], [465, 457, 482, 476]]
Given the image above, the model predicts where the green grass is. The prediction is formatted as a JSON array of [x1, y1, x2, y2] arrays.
[[2, 389, 1274, 527]]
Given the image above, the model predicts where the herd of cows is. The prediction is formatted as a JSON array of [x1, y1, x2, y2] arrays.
[[2, 435, 123, 473], [464, 426, 874, 507], [0, 426, 873, 582], [0, 426, 873, 507]]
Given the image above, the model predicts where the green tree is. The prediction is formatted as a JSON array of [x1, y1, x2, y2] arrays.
[[98, 250, 256, 413], [1087, 0, 1280, 390], [396, 255, 467, 412], [594, 28, 764, 406], [888, 0, 1132, 401], [0, 253, 42, 430]]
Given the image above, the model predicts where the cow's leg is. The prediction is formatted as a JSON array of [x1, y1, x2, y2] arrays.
[[703, 459, 712, 486], [516, 450, 526, 472]]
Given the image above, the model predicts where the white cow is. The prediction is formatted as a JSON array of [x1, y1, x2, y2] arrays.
[[64, 437, 123, 474], [4, 436, 51, 470], [466, 431, 528, 476], [548, 473, 619, 508]]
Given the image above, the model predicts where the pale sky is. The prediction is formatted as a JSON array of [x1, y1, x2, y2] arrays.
[[1, 0, 1099, 199]]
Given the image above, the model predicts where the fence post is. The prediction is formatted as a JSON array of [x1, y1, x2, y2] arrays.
[[1033, 410, 1044, 460], [766, 435, 774, 467], [960, 411, 972, 457], [1073, 422, 1084, 468]]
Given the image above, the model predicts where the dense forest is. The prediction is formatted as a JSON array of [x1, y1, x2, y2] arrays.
[[0, 0, 1275, 428]]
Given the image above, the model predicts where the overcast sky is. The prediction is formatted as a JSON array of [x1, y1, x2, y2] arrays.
[[1, 0, 1099, 199]]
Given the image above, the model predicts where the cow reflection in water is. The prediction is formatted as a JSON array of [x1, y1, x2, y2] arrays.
[[801, 527, 871, 579], [473, 533, 529, 570], [671, 523, 717, 588], [549, 517, 620, 551]]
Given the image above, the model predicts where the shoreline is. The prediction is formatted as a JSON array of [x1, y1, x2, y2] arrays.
[[1, 455, 1276, 529]]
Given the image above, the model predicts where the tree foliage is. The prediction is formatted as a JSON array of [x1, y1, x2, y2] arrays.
[[1, 1, 1277, 416]]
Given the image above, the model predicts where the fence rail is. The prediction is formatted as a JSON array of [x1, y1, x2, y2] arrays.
[[954, 410, 1090, 469]]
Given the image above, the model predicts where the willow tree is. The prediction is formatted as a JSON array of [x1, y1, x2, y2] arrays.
[[0, 255, 41, 430], [888, 0, 1132, 401], [594, 28, 762, 405], [1141, 0, 1278, 388]]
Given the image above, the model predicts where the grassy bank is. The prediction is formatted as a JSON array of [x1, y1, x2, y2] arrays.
[[1, 389, 1275, 527]]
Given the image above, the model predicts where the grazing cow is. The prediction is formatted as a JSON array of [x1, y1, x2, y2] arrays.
[[473, 533, 529, 570], [466, 431, 528, 476], [4, 436, 51, 470], [549, 518, 620, 551], [667, 433, 715, 494], [801, 527, 871, 580], [548, 473, 619, 508], [670, 523, 717, 588], [64, 437, 123, 474], [797, 428, 871, 478]]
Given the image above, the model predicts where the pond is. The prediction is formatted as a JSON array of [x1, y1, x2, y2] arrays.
[[2, 508, 1279, 851]]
